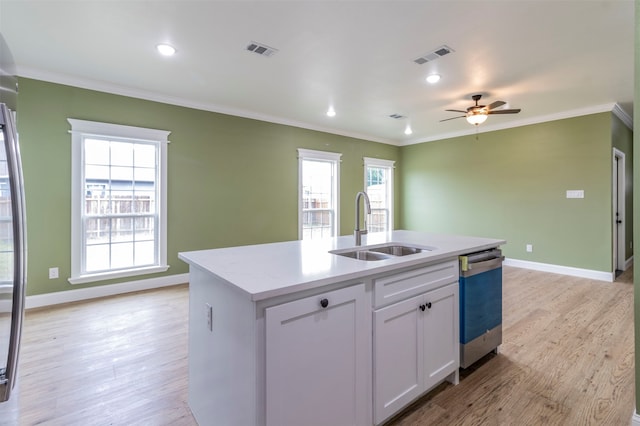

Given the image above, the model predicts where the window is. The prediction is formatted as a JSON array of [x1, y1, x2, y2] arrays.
[[364, 157, 394, 233], [298, 149, 341, 240], [68, 119, 170, 284]]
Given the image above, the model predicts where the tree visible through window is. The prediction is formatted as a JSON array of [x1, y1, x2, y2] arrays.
[[298, 149, 341, 240], [364, 157, 394, 233], [68, 119, 170, 284]]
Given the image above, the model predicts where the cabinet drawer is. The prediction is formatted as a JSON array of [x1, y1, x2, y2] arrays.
[[374, 260, 458, 308]]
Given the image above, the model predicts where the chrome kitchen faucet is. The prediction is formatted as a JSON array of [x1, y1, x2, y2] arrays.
[[354, 191, 371, 245]]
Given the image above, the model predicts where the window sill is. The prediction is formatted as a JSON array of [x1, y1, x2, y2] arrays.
[[68, 265, 170, 285]]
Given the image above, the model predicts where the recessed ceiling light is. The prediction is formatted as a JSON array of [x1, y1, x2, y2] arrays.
[[156, 43, 176, 56], [326, 106, 336, 117], [404, 125, 413, 135], [426, 74, 441, 84]]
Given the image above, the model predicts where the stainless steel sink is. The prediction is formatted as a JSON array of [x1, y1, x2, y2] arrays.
[[330, 243, 433, 261], [336, 250, 391, 261], [369, 245, 424, 256]]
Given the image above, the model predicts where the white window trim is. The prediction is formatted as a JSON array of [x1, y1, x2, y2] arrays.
[[68, 119, 170, 284], [298, 148, 342, 240], [363, 157, 395, 232]]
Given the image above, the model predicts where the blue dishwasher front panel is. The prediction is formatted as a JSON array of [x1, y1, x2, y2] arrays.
[[459, 267, 502, 344]]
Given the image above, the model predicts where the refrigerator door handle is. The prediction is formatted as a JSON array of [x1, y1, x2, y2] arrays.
[[0, 103, 27, 402]]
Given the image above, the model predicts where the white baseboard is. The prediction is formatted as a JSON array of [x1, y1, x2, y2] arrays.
[[25, 273, 189, 309], [503, 258, 614, 282], [631, 410, 640, 426], [625, 255, 634, 271]]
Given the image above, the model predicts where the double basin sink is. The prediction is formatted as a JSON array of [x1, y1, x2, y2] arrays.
[[330, 243, 435, 261]]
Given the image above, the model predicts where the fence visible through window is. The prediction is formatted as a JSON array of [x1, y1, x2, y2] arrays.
[[83, 138, 158, 273]]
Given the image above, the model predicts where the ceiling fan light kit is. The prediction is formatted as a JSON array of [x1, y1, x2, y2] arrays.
[[442, 94, 521, 126], [466, 110, 488, 125]]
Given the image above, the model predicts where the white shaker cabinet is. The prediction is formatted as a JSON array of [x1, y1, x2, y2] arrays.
[[178, 231, 498, 426], [374, 282, 459, 425], [265, 283, 370, 426]]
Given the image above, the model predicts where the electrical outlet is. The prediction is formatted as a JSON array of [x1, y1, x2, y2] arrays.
[[205, 303, 213, 332], [48, 267, 59, 279], [526, 244, 533, 253], [566, 190, 584, 199]]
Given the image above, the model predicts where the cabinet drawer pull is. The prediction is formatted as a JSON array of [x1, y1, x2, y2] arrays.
[[320, 298, 329, 308]]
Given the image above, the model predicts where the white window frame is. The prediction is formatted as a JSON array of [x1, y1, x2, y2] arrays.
[[68, 119, 170, 284], [298, 148, 342, 240], [364, 157, 395, 233]]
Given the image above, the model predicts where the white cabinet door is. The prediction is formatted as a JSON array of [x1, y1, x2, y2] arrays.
[[265, 284, 368, 426], [422, 282, 459, 390], [374, 282, 459, 425], [373, 293, 424, 425]]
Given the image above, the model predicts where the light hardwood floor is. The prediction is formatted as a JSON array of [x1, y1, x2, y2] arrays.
[[1, 266, 634, 425]]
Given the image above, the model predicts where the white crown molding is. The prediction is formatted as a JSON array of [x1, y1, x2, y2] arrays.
[[18, 66, 400, 147], [612, 103, 633, 129], [19, 66, 625, 148], [403, 103, 619, 146]]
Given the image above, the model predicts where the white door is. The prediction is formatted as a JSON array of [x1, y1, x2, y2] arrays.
[[373, 293, 424, 425], [613, 148, 626, 274], [422, 283, 459, 390], [265, 284, 368, 426]]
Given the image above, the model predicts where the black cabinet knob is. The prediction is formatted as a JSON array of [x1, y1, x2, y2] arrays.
[[426, 302, 432, 309], [320, 298, 329, 308], [419, 304, 426, 311]]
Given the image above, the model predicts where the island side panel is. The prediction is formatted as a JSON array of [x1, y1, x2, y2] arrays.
[[188, 265, 258, 425]]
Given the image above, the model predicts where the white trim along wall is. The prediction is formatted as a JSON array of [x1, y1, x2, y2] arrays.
[[25, 273, 188, 309], [21, 256, 624, 311], [503, 258, 615, 282]]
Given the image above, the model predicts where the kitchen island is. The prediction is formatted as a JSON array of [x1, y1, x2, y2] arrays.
[[179, 230, 505, 426]]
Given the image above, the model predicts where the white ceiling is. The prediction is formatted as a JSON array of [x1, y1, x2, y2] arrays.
[[0, 0, 634, 145]]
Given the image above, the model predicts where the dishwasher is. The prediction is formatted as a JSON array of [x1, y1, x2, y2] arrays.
[[458, 248, 504, 368]]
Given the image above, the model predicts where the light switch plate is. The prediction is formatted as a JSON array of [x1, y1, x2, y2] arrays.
[[566, 190, 584, 199]]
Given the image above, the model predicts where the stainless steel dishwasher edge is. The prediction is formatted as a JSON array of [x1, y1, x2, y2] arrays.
[[459, 248, 504, 369]]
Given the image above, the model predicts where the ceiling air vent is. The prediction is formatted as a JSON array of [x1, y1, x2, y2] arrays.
[[247, 41, 278, 57], [389, 114, 406, 120], [413, 45, 454, 65]]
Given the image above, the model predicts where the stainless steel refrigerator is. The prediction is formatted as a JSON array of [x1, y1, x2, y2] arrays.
[[0, 32, 27, 403]]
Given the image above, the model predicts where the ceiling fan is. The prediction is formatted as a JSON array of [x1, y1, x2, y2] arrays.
[[441, 94, 521, 125]]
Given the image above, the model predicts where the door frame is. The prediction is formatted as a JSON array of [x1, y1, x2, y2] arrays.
[[612, 148, 626, 273]]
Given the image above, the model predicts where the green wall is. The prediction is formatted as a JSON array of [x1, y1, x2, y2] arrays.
[[17, 78, 400, 296], [400, 113, 620, 272], [17, 76, 632, 299]]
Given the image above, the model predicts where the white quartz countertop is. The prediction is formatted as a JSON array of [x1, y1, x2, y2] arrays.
[[178, 230, 505, 301]]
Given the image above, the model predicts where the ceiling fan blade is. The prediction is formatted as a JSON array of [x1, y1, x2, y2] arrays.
[[445, 109, 467, 113], [440, 116, 465, 122], [488, 109, 521, 114], [487, 101, 506, 110]]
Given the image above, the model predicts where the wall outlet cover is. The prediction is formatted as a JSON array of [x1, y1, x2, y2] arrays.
[[48, 267, 59, 279], [566, 190, 584, 199]]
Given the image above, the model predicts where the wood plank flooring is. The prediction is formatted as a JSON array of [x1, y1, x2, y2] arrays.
[[0, 266, 634, 425], [387, 267, 635, 426]]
